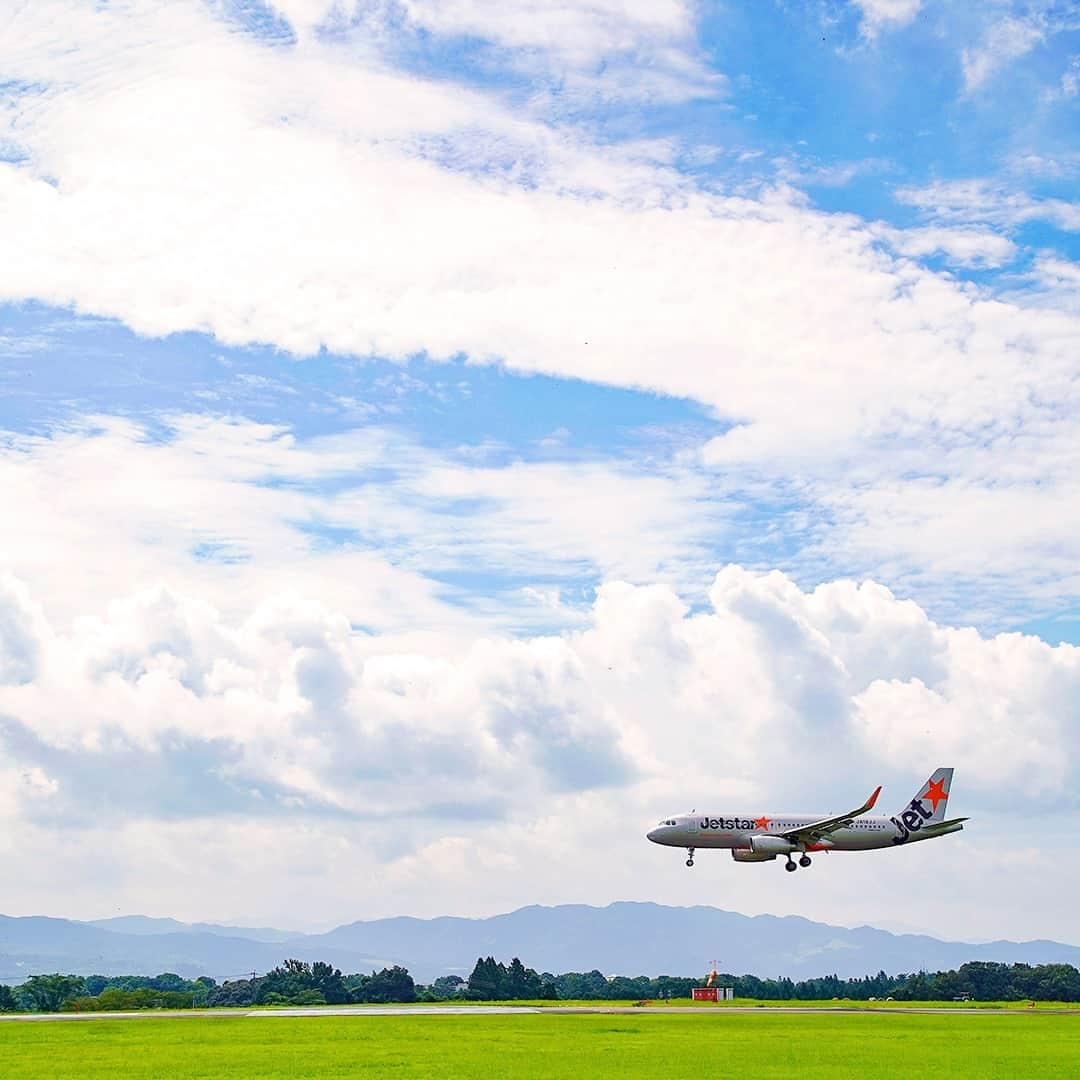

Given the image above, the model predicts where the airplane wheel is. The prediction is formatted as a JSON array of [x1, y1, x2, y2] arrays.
[[799, 855, 812, 868], [686, 859, 694, 867], [785, 860, 797, 872]]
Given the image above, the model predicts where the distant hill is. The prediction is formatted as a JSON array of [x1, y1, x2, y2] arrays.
[[0, 915, 385, 983], [88, 916, 301, 944], [305, 902, 1080, 982], [2, 903, 1079, 984]]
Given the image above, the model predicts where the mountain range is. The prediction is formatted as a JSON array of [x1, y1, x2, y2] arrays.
[[2, 903, 1078, 984]]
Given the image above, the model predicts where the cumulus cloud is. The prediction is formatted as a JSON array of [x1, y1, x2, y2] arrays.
[[0, 580, 634, 822], [1, 565, 1077, 939], [9, 563, 1078, 825], [0, 575, 44, 685]]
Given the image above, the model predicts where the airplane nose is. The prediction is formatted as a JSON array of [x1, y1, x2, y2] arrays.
[[646, 828, 659, 842]]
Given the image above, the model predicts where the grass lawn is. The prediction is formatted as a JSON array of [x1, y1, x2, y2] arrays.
[[2, 1012, 1078, 1079], [412, 997, 1080, 1010]]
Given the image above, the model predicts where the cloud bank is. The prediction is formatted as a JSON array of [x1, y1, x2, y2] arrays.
[[1, 561, 1077, 937]]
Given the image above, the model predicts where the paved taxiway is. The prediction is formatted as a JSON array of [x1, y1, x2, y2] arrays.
[[2, 1005, 1079, 1021]]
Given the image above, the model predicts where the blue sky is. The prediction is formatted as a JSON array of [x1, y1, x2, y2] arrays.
[[1, 0, 1080, 942]]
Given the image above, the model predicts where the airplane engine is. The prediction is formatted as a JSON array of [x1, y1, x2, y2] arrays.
[[731, 849, 776, 862], [750, 835, 795, 856]]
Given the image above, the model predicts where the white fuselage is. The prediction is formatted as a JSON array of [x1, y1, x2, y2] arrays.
[[647, 810, 959, 854]]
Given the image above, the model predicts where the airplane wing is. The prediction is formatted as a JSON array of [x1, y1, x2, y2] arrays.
[[780, 785, 882, 845]]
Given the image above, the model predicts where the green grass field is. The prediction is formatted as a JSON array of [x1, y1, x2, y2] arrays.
[[2, 1012, 1079, 1079], [384, 997, 1080, 1010]]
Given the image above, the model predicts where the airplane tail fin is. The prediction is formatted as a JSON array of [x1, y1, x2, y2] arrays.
[[897, 767, 954, 826]]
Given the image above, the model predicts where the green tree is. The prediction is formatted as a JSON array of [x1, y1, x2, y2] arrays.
[[553, 970, 608, 1000], [428, 975, 465, 1000], [362, 966, 416, 1004], [206, 978, 262, 1007], [289, 989, 327, 1006], [345, 973, 369, 1002], [467, 957, 506, 1000], [258, 959, 313, 1004], [310, 961, 348, 1005], [651, 975, 696, 1001], [0, 985, 17, 1012], [895, 971, 933, 1000], [17, 974, 86, 1013]]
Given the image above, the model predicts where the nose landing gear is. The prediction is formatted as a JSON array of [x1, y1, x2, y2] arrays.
[[686, 848, 695, 867]]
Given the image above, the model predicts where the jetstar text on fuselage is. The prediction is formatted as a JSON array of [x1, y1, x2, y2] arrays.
[[699, 817, 763, 831]]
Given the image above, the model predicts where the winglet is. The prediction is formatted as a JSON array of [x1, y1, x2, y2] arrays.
[[864, 785, 882, 812]]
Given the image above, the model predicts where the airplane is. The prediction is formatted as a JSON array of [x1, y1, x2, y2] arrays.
[[646, 768, 966, 872]]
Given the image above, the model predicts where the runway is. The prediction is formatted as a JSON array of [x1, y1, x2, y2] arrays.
[[2, 1004, 1078, 1021]]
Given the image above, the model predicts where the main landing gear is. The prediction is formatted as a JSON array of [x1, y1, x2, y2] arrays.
[[686, 848, 695, 867], [785, 855, 813, 872]]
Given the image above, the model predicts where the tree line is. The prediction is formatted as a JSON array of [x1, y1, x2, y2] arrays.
[[1, 958, 1079, 1012], [208, 960, 418, 1007], [546, 962, 1080, 1003], [0, 962, 418, 1012]]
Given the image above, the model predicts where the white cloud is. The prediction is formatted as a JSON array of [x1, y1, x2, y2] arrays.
[[852, 0, 922, 38], [0, 413, 735, 638], [886, 224, 1017, 268], [898, 178, 1080, 232], [259, 0, 717, 102], [960, 5, 1080, 94], [400, 0, 718, 102], [1, 564, 1078, 941], [5, 404, 1078, 635], [1019, 252, 1080, 312], [400, 0, 688, 62], [0, 574, 44, 685], [803, 470, 1080, 626], [2, 0, 1078, 560], [962, 16, 1045, 92], [1061, 55, 1080, 97]]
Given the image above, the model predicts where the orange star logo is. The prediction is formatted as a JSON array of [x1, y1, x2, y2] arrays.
[[922, 777, 948, 812], [754, 816, 770, 830]]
